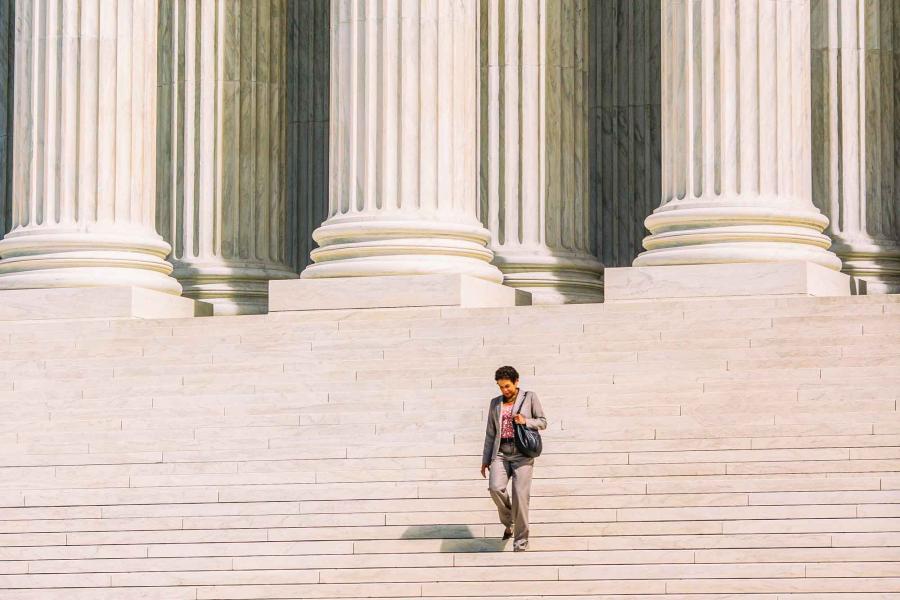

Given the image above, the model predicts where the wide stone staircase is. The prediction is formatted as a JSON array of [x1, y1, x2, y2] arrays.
[[1, 293, 899, 599]]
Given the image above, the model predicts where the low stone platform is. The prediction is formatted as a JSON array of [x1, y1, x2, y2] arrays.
[[0, 286, 212, 321], [269, 274, 532, 311], [604, 261, 853, 302]]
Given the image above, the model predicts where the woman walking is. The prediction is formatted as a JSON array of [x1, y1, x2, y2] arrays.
[[481, 365, 547, 551]]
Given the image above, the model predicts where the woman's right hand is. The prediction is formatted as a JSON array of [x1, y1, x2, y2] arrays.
[[480, 464, 488, 478]]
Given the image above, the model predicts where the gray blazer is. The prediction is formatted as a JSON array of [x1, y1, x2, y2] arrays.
[[482, 389, 547, 466]]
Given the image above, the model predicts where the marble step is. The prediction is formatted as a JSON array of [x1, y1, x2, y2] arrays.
[[11, 459, 875, 490], [7, 473, 896, 510], [3, 295, 898, 599], [2, 503, 884, 537], [0, 307, 895, 345], [0, 590, 891, 600], [3, 398, 891, 435], [12, 561, 900, 588], [2, 334, 896, 368], [10, 431, 899, 468], [7, 421, 898, 457]]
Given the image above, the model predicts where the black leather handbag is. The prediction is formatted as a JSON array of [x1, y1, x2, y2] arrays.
[[513, 392, 542, 458]]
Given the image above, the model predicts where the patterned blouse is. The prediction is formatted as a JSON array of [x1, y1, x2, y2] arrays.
[[500, 401, 515, 439]]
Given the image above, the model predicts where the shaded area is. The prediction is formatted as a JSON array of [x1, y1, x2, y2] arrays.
[[402, 524, 507, 553], [810, 0, 900, 292], [286, 0, 330, 272], [589, 0, 661, 268], [0, 0, 12, 236]]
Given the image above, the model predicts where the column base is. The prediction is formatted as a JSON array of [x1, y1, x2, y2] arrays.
[[0, 230, 183, 295], [303, 218, 505, 284], [493, 251, 604, 304], [269, 274, 531, 312], [0, 287, 212, 321], [173, 263, 299, 316], [634, 204, 844, 272], [604, 262, 854, 302], [831, 240, 900, 295]]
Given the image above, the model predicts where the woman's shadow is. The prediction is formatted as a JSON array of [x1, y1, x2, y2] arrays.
[[401, 525, 508, 553]]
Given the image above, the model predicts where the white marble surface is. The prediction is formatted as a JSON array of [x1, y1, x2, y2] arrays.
[[634, 0, 842, 272], [810, 0, 900, 293], [271, 274, 529, 311], [481, 0, 604, 303], [0, 287, 211, 320], [0, 0, 182, 295], [157, 0, 298, 315], [606, 262, 851, 302], [302, 0, 503, 284]]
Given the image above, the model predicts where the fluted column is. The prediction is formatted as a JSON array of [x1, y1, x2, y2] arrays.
[[811, 0, 900, 293], [157, 0, 297, 316], [0, 1, 181, 294], [634, 0, 842, 271], [481, 0, 603, 303], [302, 0, 503, 283]]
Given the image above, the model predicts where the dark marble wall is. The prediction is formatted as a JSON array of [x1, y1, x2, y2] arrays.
[[811, 0, 900, 292], [286, 0, 330, 272], [0, 0, 12, 236], [588, 0, 661, 269]]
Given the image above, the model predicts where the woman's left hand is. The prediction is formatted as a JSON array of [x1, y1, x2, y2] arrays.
[[513, 414, 526, 425]]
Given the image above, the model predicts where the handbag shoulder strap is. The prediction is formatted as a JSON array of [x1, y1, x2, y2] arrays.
[[515, 390, 529, 415]]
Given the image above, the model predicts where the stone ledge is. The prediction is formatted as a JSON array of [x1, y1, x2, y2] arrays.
[[0, 287, 213, 320], [604, 262, 854, 302], [269, 274, 532, 311]]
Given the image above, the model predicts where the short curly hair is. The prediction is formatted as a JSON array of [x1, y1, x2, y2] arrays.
[[494, 365, 519, 383]]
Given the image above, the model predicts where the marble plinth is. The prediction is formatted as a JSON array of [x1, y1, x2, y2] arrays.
[[605, 262, 853, 302], [269, 275, 531, 312], [0, 287, 212, 321]]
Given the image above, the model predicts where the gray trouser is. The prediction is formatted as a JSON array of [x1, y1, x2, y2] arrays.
[[488, 440, 534, 547]]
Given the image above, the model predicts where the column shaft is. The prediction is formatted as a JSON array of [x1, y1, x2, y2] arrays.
[[302, 0, 502, 283], [158, 0, 297, 315], [0, 0, 181, 294], [811, 0, 900, 293], [634, 0, 841, 271], [481, 0, 603, 303]]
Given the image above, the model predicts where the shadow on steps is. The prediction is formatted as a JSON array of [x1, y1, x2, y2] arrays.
[[402, 524, 508, 553]]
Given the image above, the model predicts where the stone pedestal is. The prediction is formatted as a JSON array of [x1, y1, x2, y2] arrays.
[[634, 0, 842, 272], [0, 287, 212, 321], [481, 0, 604, 303], [811, 0, 900, 294], [157, 0, 297, 315], [271, 274, 530, 312], [0, 1, 182, 295], [301, 1, 503, 284], [605, 262, 852, 302]]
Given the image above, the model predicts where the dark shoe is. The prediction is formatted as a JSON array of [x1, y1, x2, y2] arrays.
[[502, 527, 513, 540]]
